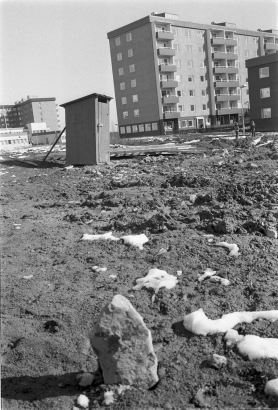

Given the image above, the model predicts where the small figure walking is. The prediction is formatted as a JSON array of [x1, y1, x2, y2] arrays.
[[250, 120, 256, 138], [234, 122, 239, 143]]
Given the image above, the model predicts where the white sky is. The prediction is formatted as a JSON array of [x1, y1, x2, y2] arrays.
[[1, 0, 277, 130]]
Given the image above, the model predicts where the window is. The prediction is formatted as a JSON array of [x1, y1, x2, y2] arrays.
[[175, 59, 181, 67], [126, 126, 131, 133], [261, 108, 271, 118], [260, 87, 270, 98], [134, 109, 139, 117], [131, 79, 137, 87], [120, 82, 125, 90], [201, 90, 206, 96], [252, 51, 258, 57], [200, 75, 205, 82], [152, 123, 158, 131], [178, 105, 184, 112], [122, 97, 127, 105], [117, 53, 122, 61], [132, 94, 138, 102], [189, 90, 195, 97], [184, 29, 191, 37], [190, 105, 195, 111], [174, 44, 180, 51], [181, 120, 187, 128], [177, 90, 183, 97], [188, 120, 194, 127], [198, 46, 203, 53], [128, 49, 133, 57], [132, 125, 138, 132], [185, 45, 192, 53], [172, 28, 178, 36], [139, 124, 144, 132], [115, 37, 121, 46], [118, 67, 124, 76], [245, 36, 248, 44], [129, 64, 135, 72], [175, 74, 182, 82], [123, 111, 128, 119], [196, 30, 202, 38], [202, 104, 207, 110], [126, 33, 132, 42], [187, 60, 193, 67], [259, 67, 269, 78], [188, 75, 194, 82], [120, 127, 125, 134], [235, 61, 240, 68], [244, 50, 249, 58], [200, 61, 205, 68], [145, 123, 151, 131]]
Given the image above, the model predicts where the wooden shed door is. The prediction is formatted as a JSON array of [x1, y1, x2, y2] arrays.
[[97, 101, 110, 163]]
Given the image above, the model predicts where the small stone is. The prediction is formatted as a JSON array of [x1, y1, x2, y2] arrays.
[[189, 194, 197, 203], [265, 228, 278, 239], [90, 294, 158, 389], [208, 354, 227, 369], [76, 372, 94, 387]]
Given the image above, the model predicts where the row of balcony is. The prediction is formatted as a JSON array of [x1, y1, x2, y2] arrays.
[[211, 37, 237, 46], [212, 51, 237, 60], [215, 94, 240, 102], [162, 107, 241, 119], [264, 42, 278, 50], [160, 79, 240, 89]]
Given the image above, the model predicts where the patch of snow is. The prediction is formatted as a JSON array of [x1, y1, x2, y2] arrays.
[[215, 241, 239, 257], [121, 234, 149, 250], [92, 266, 107, 273], [133, 268, 178, 299], [103, 391, 114, 405], [265, 379, 278, 398], [77, 394, 89, 408], [81, 232, 119, 241], [209, 276, 230, 286], [23, 275, 33, 279], [183, 308, 278, 336], [225, 330, 278, 360], [109, 274, 117, 279], [198, 268, 216, 282]]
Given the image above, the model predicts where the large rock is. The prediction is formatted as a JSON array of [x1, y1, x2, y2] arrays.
[[90, 294, 158, 389]]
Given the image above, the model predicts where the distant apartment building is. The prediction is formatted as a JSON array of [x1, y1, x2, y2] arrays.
[[107, 12, 278, 137], [0, 95, 60, 131], [246, 53, 278, 131]]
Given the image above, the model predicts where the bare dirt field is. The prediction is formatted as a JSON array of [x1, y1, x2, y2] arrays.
[[1, 132, 278, 409]]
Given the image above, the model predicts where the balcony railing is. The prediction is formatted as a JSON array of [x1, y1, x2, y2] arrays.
[[211, 37, 237, 46], [163, 95, 179, 104], [212, 51, 238, 60], [156, 31, 175, 41], [163, 111, 180, 119], [159, 63, 177, 72]]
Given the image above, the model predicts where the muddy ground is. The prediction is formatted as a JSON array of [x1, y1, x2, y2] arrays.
[[1, 132, 278, 409]]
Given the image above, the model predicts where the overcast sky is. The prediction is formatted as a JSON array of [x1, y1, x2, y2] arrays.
[[1, 0, 277, 130]]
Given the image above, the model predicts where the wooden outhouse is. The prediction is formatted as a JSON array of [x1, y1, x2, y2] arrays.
[[60, 93, 112, 165]]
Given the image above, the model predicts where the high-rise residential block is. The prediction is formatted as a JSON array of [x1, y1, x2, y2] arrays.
[[107, 12, 278, 137], [0, 96, 60, 131], [246, 53, 278, 131]]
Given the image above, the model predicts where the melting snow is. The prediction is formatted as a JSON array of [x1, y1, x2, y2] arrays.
[[225, 330, 278, 360], [103, 391, 114, 405], [121, 234, 149, 250], [198, 268, 216, 282], [133, 268, 178, 300], [81, 232, 119, 241], [183, 308, 278, 336], [265, 379, 278, 398], [77, 394, 89, 408], [215, 241, 239, 257]]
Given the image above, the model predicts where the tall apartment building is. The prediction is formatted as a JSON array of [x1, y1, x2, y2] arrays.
[[107, 12, 278, 137], [0, 96, 60, 131], [246, 53, 278, 131]]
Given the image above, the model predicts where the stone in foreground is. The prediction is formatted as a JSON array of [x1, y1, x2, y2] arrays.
[[90, 294, 158, 389]]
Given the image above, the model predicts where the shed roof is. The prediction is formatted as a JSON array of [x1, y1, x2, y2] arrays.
[[60, 93, 113, 108]]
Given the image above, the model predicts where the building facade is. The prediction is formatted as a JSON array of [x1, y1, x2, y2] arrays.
[[0, 96, 60, 131], [107, 13, 278, 137], [246, 53, 278, 131]]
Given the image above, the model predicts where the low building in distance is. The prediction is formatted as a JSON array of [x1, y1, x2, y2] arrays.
[[107, 12, 278, 137], [0, 95, 60, 131], [0, 127, 29, 149], [246, 53, 278, 131]]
